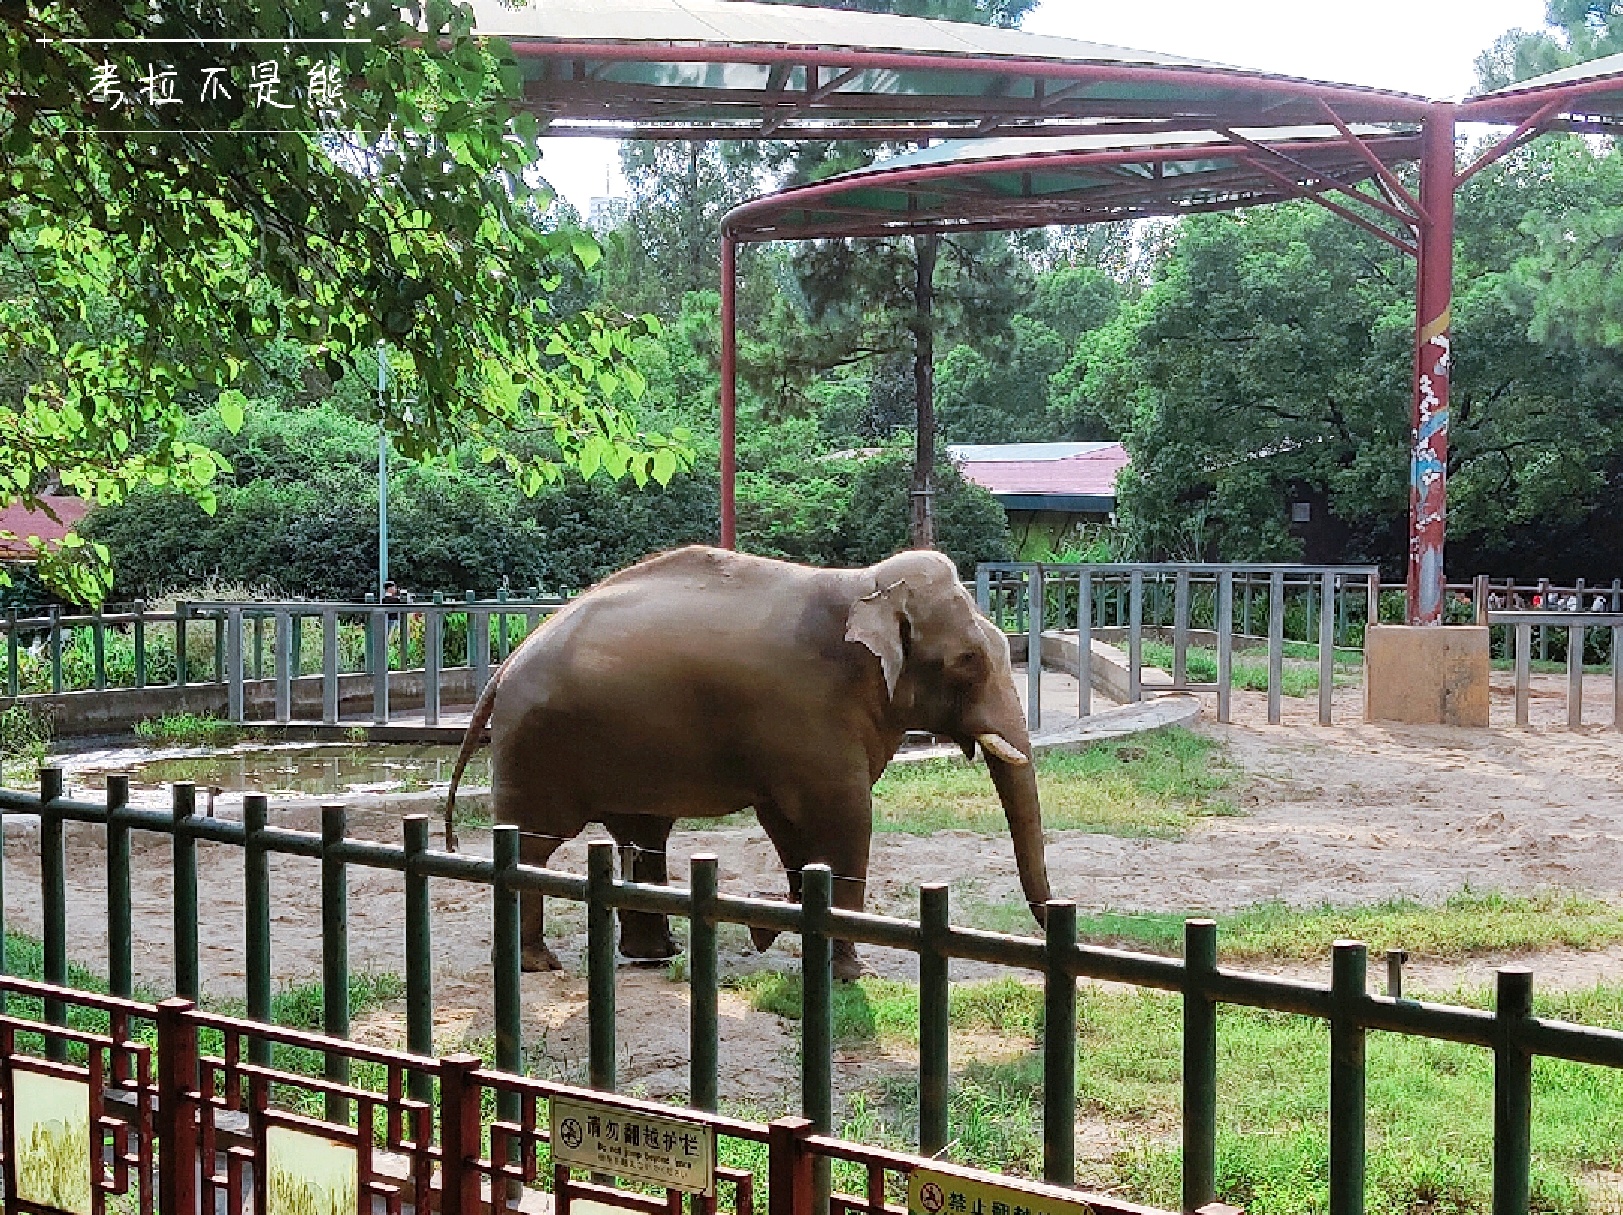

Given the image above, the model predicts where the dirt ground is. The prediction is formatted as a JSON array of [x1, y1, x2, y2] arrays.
[[5, 664, 1623, 1107]]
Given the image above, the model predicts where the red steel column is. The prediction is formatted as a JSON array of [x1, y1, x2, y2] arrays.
[[1407, 102, 1456, 625], [720, 232, 738, 549]]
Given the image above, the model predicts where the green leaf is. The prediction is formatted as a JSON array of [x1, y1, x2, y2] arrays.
[[652, 448, 678, 486], [218, 390, 247, 435]]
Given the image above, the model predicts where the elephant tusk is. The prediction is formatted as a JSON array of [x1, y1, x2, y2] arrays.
[[977, 733, 1029, 766]]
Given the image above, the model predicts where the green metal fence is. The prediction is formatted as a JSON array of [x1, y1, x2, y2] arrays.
[[4, 771, 1623, 1215], [0, 592, 563, 726]]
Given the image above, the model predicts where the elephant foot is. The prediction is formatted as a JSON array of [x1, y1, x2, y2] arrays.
[[619, 932, 680, 962], [521, 944, 564, 973], [832, 945, 869, 983]]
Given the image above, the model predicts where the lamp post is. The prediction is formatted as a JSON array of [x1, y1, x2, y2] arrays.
[[377, 341, 389, 601]]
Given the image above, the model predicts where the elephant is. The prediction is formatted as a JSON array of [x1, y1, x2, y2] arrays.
[[443, 544, 1051, 980]]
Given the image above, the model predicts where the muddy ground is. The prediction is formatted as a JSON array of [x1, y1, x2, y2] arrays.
[[5, 665, 1623, 1110]]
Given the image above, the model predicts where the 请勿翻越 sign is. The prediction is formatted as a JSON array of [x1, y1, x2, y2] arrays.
[[549, 1096, 716, 1195]]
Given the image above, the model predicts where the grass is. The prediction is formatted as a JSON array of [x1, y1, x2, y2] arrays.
[[872, 727, 1236, 839], [959, 890, 1623, 961], [729, 970, 1623, 1215], [1139, 640, 1356, 698], [132, 710, 243, 747], [0, 703, 54, 783]]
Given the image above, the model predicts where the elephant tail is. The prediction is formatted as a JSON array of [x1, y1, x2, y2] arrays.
[[445, 668, 502, 853]]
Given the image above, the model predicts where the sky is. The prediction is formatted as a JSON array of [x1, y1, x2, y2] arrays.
[[535, 0, 1553, 214]]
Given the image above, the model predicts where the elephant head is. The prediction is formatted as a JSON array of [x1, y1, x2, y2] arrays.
[[846, 550, 1053, 925]]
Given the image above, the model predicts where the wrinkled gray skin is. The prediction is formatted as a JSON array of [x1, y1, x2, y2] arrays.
[[445, 545, 1050, 980]]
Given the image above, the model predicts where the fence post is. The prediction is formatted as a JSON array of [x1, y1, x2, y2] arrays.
[[975, 567, 990, 614], [156, 997, 199, 1215], [175, 601, 189, 686], [1567, 624, 1584, 729], [439, 1052, 485, 1215], [5, 607, 17, 698], [92, 607, 106, 690], [254, 611, 265, 681], [49, 605, 62, 694], [1515, 623, 1532, 728], [208, 611, 223, 685], [244, 793, 271, 1066], [274, 608, 293, 724], [425, 597, 443, 727], [1473, 574, 1490, 625], [1128, 569, 1144, 702], [587, 839, 618, 1092], [322, 607, 340, 726], [372, 607, 389, 725], [322, 804, 351, 1123], [1043, 900, 1077, 1187], [1492, 968, 1533, 1215], [1216, 571, 1234, 725], [1076, 570, 1093, 719], [1330, 941, 1368, 1215], [493, 825, 523, 1134], [801, 863, 834, 1215], [1025, 567, 1044, 732], [1319, 572, 1336, 727], [39, 766, 66, 1060], [172, 782, 199, 1001], [1613, 624, 1622, 732], [690, 854, 720, 1112], [1267, 572, 1285, 725], [473, 602, 492, 695], [768, 1117, 815, 1215], [1182, 919, 1217, 1213], [918, 883, 951, 1155], [226, 607, 245, 723], [404, 814, 434, 1102], [1538, 580, 1550, 661], [1173, 569, 1191, 687], [107, 775, 132, 1000]]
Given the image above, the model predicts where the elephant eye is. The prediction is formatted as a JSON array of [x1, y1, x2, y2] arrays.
[[949, 648, 984, 677]]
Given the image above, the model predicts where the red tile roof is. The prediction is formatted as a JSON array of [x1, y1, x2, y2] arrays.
[[0, 496, 93, 560], [951, 442, 1130, 498]]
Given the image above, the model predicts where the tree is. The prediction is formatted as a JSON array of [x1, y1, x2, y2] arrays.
[[2, 0, 683, 602], [1476, 0, 1623, 90]]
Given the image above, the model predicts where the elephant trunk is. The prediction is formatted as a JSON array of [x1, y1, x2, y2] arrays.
[[984, 739, 1051, 928]]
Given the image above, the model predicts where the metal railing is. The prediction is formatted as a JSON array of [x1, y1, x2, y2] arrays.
[[1487, 610, 1623, 729], [976, 563, 1381, 728], [1, 973, 1197, 1215], [4, 769, 1622, 1215], [0, 592, 564, 726]]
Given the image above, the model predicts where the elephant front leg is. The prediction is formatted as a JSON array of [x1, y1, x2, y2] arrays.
[[520, 831, 565, 972], [607, 816, 679, 962]]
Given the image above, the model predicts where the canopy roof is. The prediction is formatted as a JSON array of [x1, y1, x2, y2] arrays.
[[723, 125, 1423, 241], [469, 0, 1432, 139], [1462, 53, 1623, 128]]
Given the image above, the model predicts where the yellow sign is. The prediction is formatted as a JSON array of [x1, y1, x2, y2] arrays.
[[550, 1096, 716, 1195], [908, 1168, 1095, 1215]]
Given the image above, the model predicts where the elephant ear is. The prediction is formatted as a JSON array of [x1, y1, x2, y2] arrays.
[[846, 581, 907, 700]]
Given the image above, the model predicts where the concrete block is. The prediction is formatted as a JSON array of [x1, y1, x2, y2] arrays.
[[1364, 625, 1490, 727]]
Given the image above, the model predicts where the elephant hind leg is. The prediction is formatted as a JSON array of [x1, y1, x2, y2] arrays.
[[604, 815, 679, 962], [519, 830, 568, 972]]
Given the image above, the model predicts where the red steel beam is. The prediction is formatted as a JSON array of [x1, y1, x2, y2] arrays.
[[720, 234, 738, 549], [722, 134, 1420, 236]]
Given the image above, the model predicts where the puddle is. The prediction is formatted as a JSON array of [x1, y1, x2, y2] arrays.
[[58, 743, 490, 804]]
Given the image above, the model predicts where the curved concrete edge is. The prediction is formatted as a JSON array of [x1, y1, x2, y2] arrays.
[[1028, 693, 1203, 754], [890, 693, 1203, 765]]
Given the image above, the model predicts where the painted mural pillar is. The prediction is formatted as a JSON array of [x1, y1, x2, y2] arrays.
[[1407, 103, 1456, 625], [720, 231, 738, 549]]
